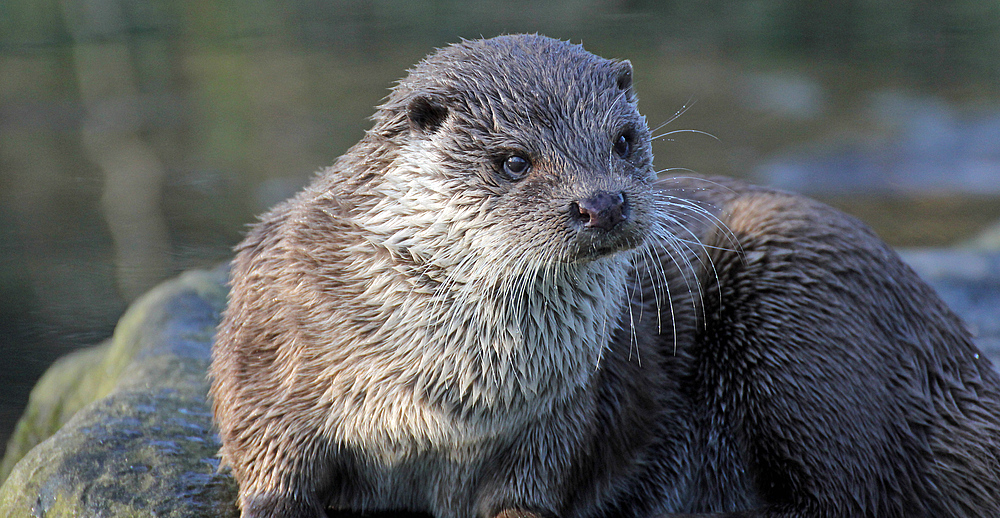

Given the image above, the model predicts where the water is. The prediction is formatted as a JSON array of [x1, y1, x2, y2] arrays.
[[2, 0, 999, 459]]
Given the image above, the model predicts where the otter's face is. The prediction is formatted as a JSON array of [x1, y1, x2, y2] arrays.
[[374, 35, 655, 275]]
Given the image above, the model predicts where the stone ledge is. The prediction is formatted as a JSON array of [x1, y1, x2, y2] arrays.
[[0, 267, 237, 517]]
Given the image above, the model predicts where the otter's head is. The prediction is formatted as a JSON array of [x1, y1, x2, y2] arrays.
[[363, 34, 655, 284]]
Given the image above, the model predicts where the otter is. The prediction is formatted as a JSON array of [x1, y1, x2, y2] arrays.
[[210, 34, 1000, 518]]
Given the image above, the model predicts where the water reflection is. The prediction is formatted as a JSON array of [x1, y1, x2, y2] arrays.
[[72, 37, 173, 300]]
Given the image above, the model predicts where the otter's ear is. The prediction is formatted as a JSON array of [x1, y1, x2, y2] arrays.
[[408, 95, 449, 134], [613, 60, 636, 101]]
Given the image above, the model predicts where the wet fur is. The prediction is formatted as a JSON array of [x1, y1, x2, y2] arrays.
[[210, 35, 1000, 518]]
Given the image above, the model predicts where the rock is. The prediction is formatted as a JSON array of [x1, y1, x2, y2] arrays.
[[754, 96, 1000, 196], [0, 250, 998, 517], [966, 219, 1000, 250], [0, 267, 237, 517], [0, 340, 112, 482]]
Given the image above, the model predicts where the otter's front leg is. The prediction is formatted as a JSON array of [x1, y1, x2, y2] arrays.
[[229, 433, 344, 518], [493, 508, 557, 518], [240, 493, 327, 518]]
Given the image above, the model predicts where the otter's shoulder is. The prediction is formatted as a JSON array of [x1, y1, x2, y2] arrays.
[[667, 176, 947, 320], [659, 176, 882, 253]]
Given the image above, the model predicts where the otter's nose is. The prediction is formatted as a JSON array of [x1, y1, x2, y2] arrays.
[[572, 191, 628, 231]]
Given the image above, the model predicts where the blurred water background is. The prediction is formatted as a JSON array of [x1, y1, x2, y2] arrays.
[[2, 0, 1000, 456]]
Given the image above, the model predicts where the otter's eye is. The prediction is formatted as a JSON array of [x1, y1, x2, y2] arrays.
[[502, 155, 531, 179], [613, 132, 631, 159]]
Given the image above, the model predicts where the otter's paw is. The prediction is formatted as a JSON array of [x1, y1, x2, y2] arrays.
[[241, 493, 325, 518], [493, 508, 556, 518]]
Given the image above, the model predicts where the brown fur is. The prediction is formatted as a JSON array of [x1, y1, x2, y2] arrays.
[[210, 35, 1000, 518]]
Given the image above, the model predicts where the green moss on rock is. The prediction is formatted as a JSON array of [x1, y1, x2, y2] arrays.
[[0, 267, 238, 517], [0, 341, 111, 482]]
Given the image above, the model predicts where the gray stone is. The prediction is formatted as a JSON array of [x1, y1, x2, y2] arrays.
[[0, 340, 113, 483], [754, 97, 1000, 196], [0, 267, 237, 517], [966, 219, 1000, 250]]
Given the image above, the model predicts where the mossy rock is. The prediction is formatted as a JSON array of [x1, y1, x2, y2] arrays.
[[0, 341, 112, 481], [0, 267, 238, 517]]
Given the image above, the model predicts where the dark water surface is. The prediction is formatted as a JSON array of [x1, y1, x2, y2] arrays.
[[3, 1, 1000, 459]]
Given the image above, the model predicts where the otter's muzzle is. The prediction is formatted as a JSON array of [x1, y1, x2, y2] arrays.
[[571, 191, 628, 231]]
